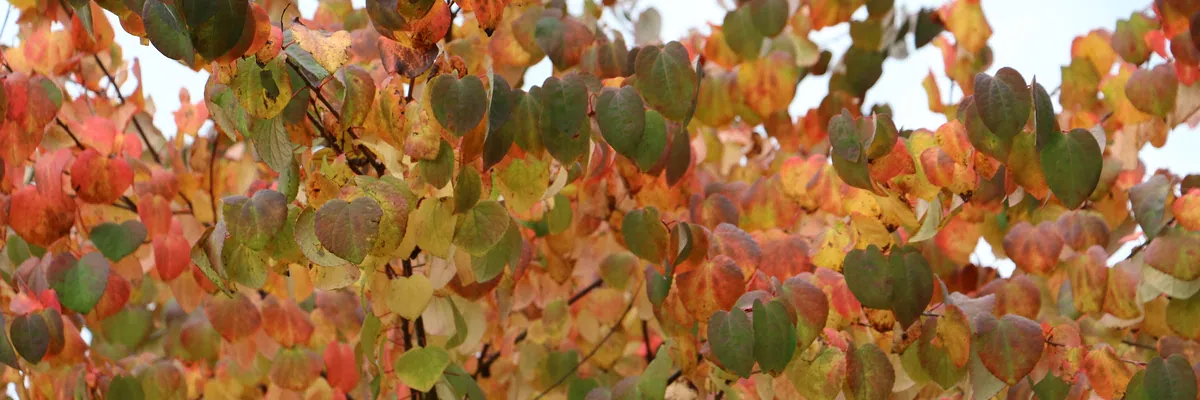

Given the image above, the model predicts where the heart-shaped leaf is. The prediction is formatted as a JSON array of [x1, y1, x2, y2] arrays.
[[890, 247, 935, 329], [471, 216, 522, 283], [453, 200, 510, 256], [429, 74, 487, 136], [315, 197, 383, 264], [1126, 64, 1178, 118], [635, 41, 698, 121], [483, 74, 516, 169], [47, 252, 110, 314], [141, 0, 194, 63], [386, 274, 434, 320], [1040, 128, 1102, 209], [749, 0, 788, 37], [974, 313, 1044, 385], [222, 189, 288, 250], [974, 67, 1030, 141], [204, 292, 262, 342], [232, 56, 293, 119], [1140, 354, 1199, 400], [596, 86, 646, 157], [394, 346, 451, 392], [622, 207, 669, 263], [722, 6, 763, 61], [752, 299, 797, 375], [294, 208, 349, 267], [10, 312, 49, 364], [453, 167, 482, 214], [843, 245, 892, 309], [535, 75, 590, 164], [180, 0, 249, 61], [1130, 174, 1172, 240], [707, 309, 755, 378], [91, 220, 147, 261], [845, 342, 895, 400]]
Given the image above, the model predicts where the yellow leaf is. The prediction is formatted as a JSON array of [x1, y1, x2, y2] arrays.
[[387, 274, 434, 320], [496, 155, 550, 214], [290, 24, 351, 75]]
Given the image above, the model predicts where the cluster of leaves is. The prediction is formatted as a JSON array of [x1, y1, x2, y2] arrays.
[[3, 0, 1200, 398]]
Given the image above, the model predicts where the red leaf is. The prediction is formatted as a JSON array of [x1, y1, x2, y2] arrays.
[[70, 149, 134, 204], [261, 297, 315, 347], [323, 341, 360, 393], [203, 292, 262, 342], [9, 186, 75, 248], [153, 233, 190, 281]]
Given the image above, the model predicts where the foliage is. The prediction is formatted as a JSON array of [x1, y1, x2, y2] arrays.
[[1, 0, 1200, 398]]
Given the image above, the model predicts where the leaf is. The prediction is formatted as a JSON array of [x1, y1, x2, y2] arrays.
[[678, 255, 745, 322], [1112, 12, 1157, 64], [723, 6, 763, 61], [141, 0, 194, 63], [707, 309, 755, 378], [315, 197, 383, 264], [408, 197, 458, 259], [290, 23, 351, 74], [387, 274, 434, 320], [635, 41, 699, 121], [960, 96, 1010, 160], [233, 55, 293, 119], [891, 247, 935, 328], [453, 200, 511, 256], [638, 342, 672, 400], [91, 221, 147, 261], [1003, 221, 1065, 275], [1130, 174, 1172, 239], [749, 0, 788, 37], [622, 207, 669, 263], [788, 346, 846, 400], [444, 364, 486, 400], [781, 276, 828, 351], [665, 122, 693, 186], [974, 68, 1030, 141], [471, 217, 521, 282], [634, 8, 662, 46], [752, 299, 797, 374], [1126, 64, 1178, 118], [248, 116, 296, 174], [910, 194, 944, 242], [417, 140, 454, 189], [1142, 354, 1199, 400], [180, 0, 249, 61], [394, 346, 451, 392], [294, 208, 349, 267], [845, 342, 895, 400], [107, 375, 145, 400], [1032, 374, 1070, 400], [596, 86, 646, 157], [535, 75, 590, 163], [632, 109, 669, 172], [454, 167, 482, 214], [379, 35, 439, 79], [47, 252, 110, 314], [429, 74, 488, 136], [973, 313, 1044, 385], [339, 66, 375, 131], [203, 292, 262, 342], [222, 189, 288, 250], [843, 245, 892, 309], [483, 74, 516, 169], [0, 314, 17, 369], [918, 304, 970, 389], [1145, 227, 1200, 282], [1040, 128, 1103, 209], [221, 239, 268, 288], [10, 312, 49, 364], [546, 193, 573, 235]]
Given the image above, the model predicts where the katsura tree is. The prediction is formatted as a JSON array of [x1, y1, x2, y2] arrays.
[[2, 0, 1200, 398]]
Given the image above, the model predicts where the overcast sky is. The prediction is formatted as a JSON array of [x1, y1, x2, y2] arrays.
[[0, 0, 1182, 274]]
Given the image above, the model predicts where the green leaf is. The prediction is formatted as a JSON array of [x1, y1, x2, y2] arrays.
[[294, 208, 349, 267], [723, 6, 763, 61], [444, 299, 470, 349], [283, 29, 330, 83], [0, 313, 18, 369], [484, 74, 517, 170], [222, 189, 289, 250], [339, 66, 375, 131], [394, 346, 451, 392], [707, 309, 755, 378], [973, 67, 1030, 140], [505, 90, 544, 154], [453, 200, 511, 256], [471, 217, 522, 282], [638, 343, 673, 400], [221, 239, 268, 288], [418, 140, 455, 189], [454, 167, 482, 214], [1040, 128, 1103, 210], [570, 378, 601, 400], [596, 86, 646, 157], [443, 364, 485, 400], [11, 312, 49, 364], [141, 0, 195, 64], [622, 207, 669, 263], [749, 0, 788, 37], [752, 299, 797, 375], [1167, 290, 1200, 339], [206, 83, 250, 139], [180, 0, 249, 61], [191, 225, 233, 294], [91, 220, 147, 261], [1126, 369, 1151, 400], [1130, 174, 1171, 239], [536, 75, 590, 164], [1143, 354, 1198, 400], [890, 247, 935, 329], [1032, 374, 1071, 400], [1032, 79, 1060, 151], [47, 252, 110, 314], [973, 313, 1044, 385], [430, 74, 488, 136], [632, 109, 669, 172], [409, 197, 458, 259], [960, 95, 1010, 160], [248, 116, 296, 174], [843, 245, 892, 310], [634, 41, 698, 121], [267, 206, 305, 264], [233, 56, 293, 119], [845, 342, 895, 400], [315, 197, 383, 264], [106, 375, 145, 400], [646, 265, 672, 307], [278, 158, 300, 202]]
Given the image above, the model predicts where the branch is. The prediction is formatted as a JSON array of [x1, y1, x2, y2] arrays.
[[642, 320, 654, 364], [285, 57, 385, 175], [532, 282, 640, 400], [92, 54, 162, 164], [474, 277, 605, 378], [54, 117, 84, 150], [209, 133, 220, 221]]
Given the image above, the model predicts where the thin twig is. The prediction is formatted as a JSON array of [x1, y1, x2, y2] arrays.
[[475, 278, 605, 378], [532, 282, 641, 400], [55, 118, 85, 149], [209, 133, 220, 221], [642, 320, 654, 364], [92, 54, 162, 164], [1121, 339, 1156, 351]]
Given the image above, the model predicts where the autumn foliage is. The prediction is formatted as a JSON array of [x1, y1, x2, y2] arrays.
[[2, 0, 1200, 398]]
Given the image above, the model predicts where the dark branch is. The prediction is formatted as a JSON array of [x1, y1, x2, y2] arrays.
[[92, 54, 162, 164]]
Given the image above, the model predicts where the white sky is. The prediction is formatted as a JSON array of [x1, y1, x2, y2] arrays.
[[0, 0, 1187, 275]]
